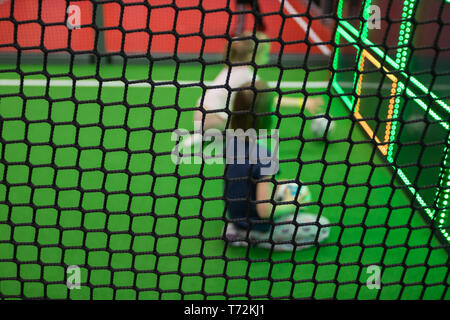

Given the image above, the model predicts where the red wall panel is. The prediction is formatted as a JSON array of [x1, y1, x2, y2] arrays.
[[102, 0, 332, 55], [0, 0, 94, 52], [0, 0, 333, 55]]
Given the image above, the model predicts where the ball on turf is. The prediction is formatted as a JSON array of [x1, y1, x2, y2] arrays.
[[310, 116, 335, 138], [275, 183, 311, 204]]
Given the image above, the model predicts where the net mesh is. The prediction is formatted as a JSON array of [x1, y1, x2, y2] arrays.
[[0, 0, 449, 300]]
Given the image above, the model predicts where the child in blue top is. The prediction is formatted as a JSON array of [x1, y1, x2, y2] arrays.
[[224, 81, 330, 251]]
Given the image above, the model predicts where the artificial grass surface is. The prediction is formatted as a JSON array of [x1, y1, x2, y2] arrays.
[[0, 63, 448, 299]]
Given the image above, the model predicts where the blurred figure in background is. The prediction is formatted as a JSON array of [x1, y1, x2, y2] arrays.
[[234, 0, 266, 36], [182, 32, 271, 148], [182, 30, 323, 149]]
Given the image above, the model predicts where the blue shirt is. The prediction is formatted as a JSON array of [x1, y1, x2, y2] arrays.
[[224, 137, 276, 232]]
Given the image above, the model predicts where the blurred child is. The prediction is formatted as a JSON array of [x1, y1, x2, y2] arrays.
[[183, 32, 323, 149], [223, 81, 330, 251]]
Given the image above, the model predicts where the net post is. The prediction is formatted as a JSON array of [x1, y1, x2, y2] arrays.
[[330, 0, 347, 108], [386, 0, 419, 163], [331, 0, 373, 112]]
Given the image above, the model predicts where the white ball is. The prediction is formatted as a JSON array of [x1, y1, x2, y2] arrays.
[[311, 116, 335, 138], [275, 183, 311, 204]]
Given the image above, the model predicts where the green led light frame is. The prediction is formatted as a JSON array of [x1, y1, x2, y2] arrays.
[[331, 0, 450, 243], [387, 0, 418, 163], [435, 136, 450, 240], [334, 16, 450, 116]]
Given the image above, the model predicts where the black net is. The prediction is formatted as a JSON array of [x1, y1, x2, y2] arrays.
[[0, 0, 449, 300]]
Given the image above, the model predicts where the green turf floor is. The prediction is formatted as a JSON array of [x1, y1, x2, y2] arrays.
[[0, 62, 449, 299]]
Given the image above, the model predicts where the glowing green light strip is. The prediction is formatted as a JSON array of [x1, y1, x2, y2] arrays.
[[337, 20, 450, 115], [434, 136, 450, 241], [331, 0, 353, 109], [404, 86, 449, 130], [410, 77, 450, 113], [349, 0, 373, 105], [332, 80, 353, 110], [394, 0, 449, 243], [334, 4, 449, 128], [361, 0, 372, 41], [339, 20, 400, 68], [390, 1, 449, 240], [331, 0, 362, 115], [333, 28, 447, 128], [398, 164, 450, 242], [349, 0, 373, 104], [336, 25, 359, 47], [388, 0, 417, 160], [396, 167, 434, 218], [333, 0, 450, 243]]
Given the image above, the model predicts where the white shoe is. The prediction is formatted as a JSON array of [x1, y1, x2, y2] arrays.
[[223, 223, 249, 247], [264, 214, 330, 251]]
